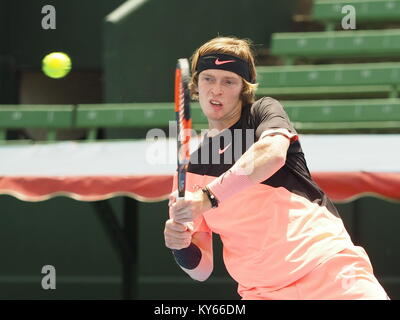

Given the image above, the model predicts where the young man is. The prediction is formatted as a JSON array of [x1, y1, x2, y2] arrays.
[[164, 36, 389, 300]]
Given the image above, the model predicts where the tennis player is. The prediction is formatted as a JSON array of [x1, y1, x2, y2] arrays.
[[164, 36, 390, 300]]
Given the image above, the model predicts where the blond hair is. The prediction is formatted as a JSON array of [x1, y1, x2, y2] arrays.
[[189, 36, 258, 105]]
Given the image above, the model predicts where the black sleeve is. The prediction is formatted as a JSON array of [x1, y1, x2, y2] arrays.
[[172, 243, 202, 270], [251, 97, 298, 141]]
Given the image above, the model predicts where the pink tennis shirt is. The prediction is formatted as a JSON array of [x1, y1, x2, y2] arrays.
[[170, 97, 387, 299]]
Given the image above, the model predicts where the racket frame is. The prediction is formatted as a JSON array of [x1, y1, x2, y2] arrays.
[[175, 58, 192, 201]]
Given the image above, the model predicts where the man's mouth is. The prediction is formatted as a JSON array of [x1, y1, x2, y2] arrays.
[[210, 99, 223, 107]]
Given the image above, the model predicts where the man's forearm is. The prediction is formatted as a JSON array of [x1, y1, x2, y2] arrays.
[[172, 243, 202, 269], [232, 134, 288, 183], [172, 232, 213, 282], [207, 135, 289, 203]]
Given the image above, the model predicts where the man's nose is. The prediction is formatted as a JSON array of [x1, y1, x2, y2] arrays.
[[210, 82, 223, 95]]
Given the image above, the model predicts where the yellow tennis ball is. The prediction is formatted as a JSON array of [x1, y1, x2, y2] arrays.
[[42, 52, 72, 79]]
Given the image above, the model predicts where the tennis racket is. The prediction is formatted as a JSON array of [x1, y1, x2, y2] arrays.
[[175, 58, 192, 204]]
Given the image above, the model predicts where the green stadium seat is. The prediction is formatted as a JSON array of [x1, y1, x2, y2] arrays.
[[75, 100, 400, 134], [282, 98, 400, 132], [75, 103, 174, 128], [271, 29, 400, 63], [75, 103, 207, 140], [0, 99, 399, 142], [313, 0, 400, 28], [256, 62, 400, 98], [0, 105, 74, 141]]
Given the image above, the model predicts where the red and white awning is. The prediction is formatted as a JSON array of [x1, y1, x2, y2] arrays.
[[0, 135, 399, 203]]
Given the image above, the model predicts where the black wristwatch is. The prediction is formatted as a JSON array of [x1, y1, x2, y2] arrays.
[[202, 186, 219, 208]]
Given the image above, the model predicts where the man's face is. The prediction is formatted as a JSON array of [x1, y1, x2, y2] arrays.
[[197, 69, 243, 125]]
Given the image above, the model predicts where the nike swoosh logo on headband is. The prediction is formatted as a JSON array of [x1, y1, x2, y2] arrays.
[[215, 58, 235, 65]]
